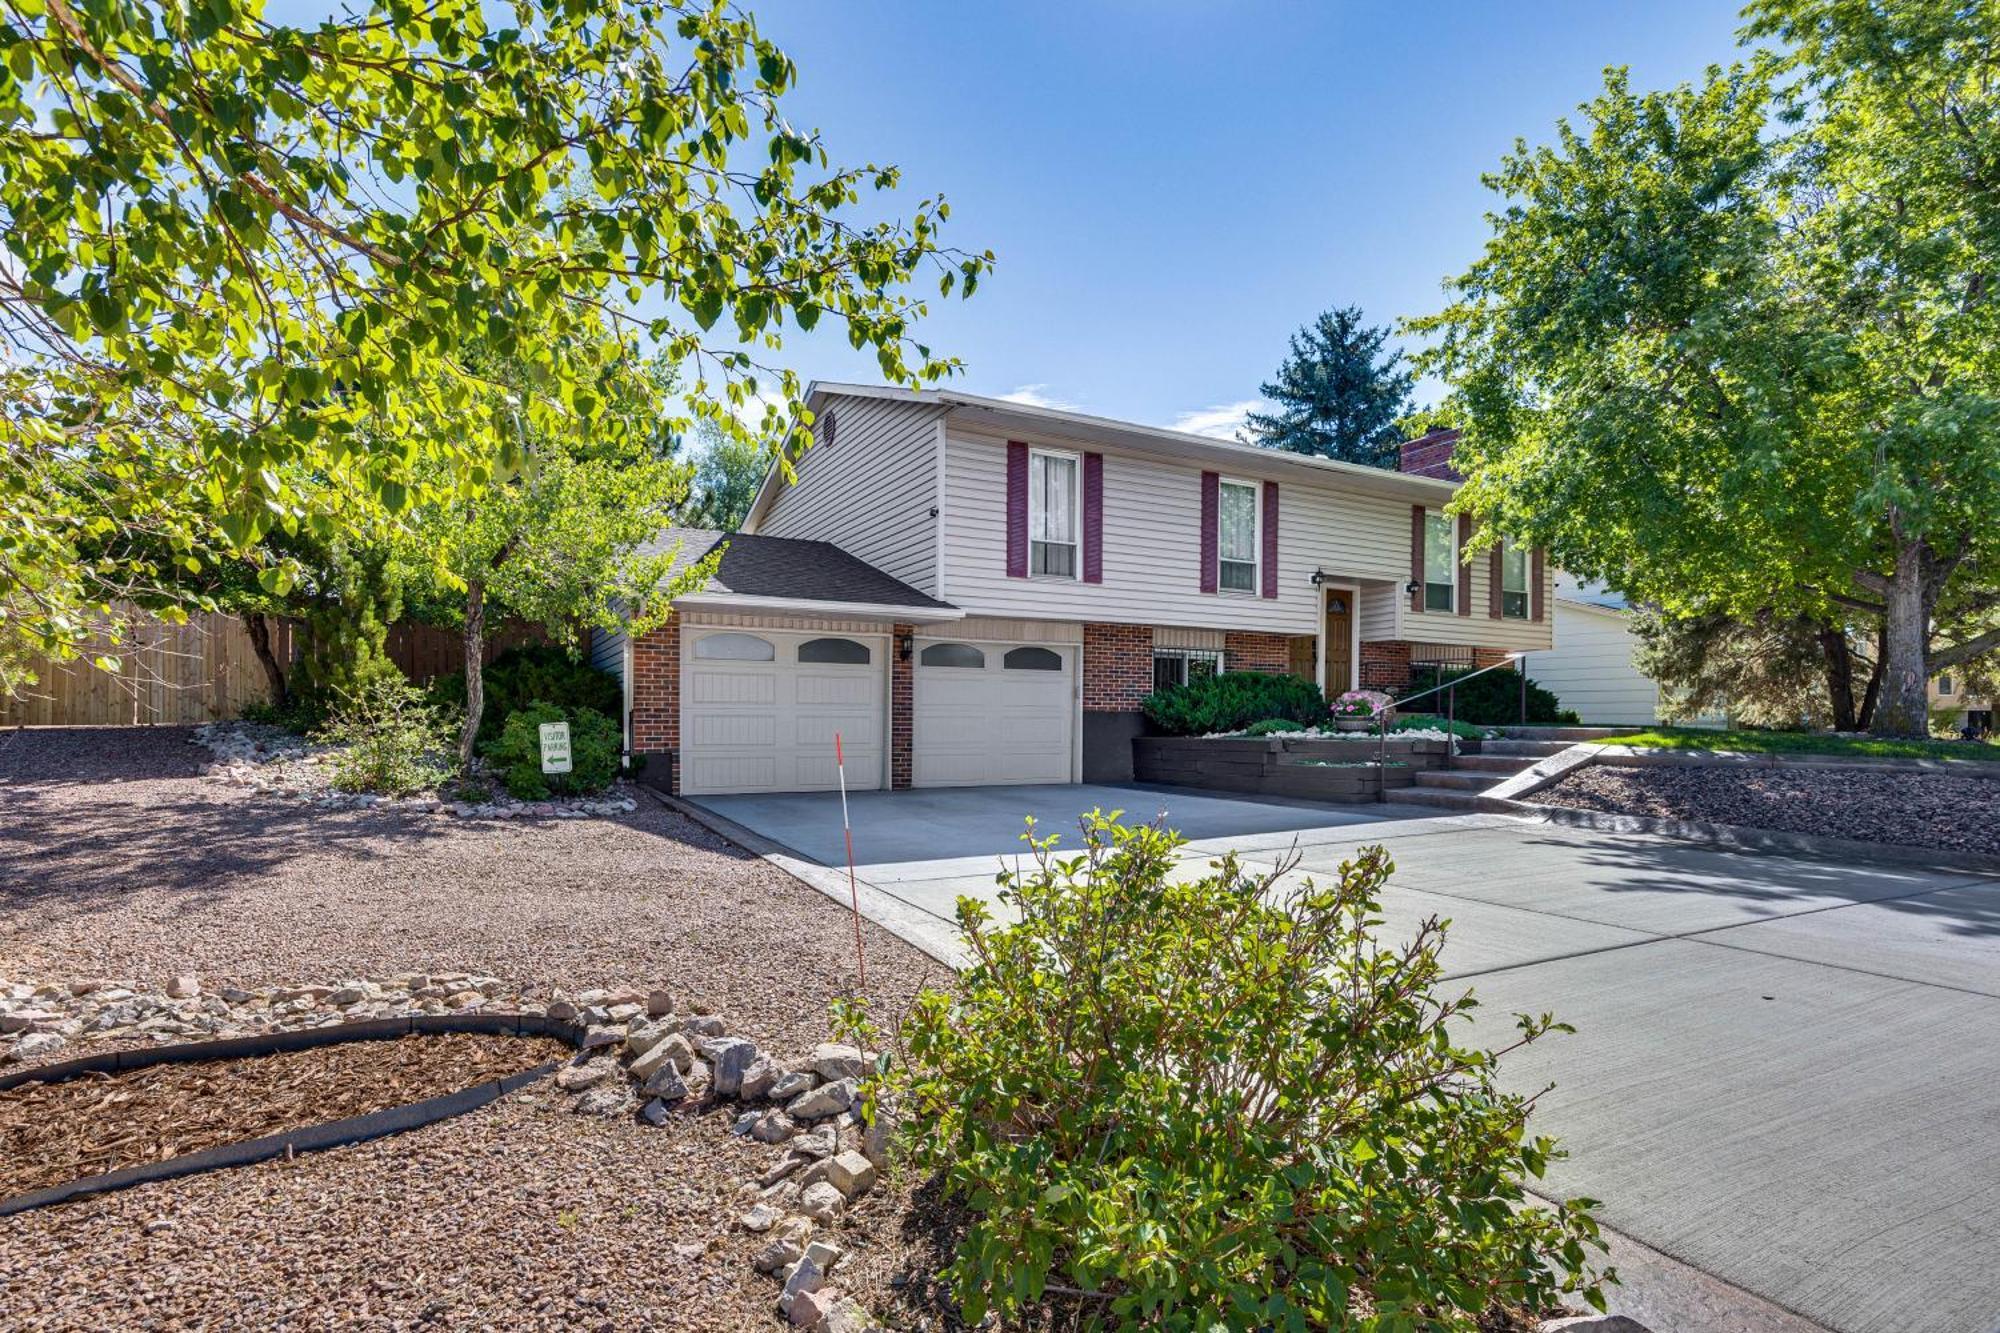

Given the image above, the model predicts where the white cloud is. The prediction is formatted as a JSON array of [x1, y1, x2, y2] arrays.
[[997, 383, 1083, 412], [1165, 399, 1265, 441]]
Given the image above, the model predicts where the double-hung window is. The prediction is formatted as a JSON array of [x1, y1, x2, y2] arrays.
[[1424, 512, 1456, 612], [1500, 540, 1530, 619], [1152, 648, 1223, 693], [1217, 479, 1258, 593], [1029, 450, 1079, 578]]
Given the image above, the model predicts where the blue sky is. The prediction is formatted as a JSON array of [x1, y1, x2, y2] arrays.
[[742, 0, 1750, 436]]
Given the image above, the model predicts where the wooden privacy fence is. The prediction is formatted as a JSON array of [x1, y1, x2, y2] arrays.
[[4, 605, 558, 727]]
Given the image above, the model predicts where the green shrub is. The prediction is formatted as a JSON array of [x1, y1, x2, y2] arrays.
[[883, 813, 1607, 1329], [1392, 713, 1491, 742], [1241, 717, 1311, 737], [1403, 664, 1580, 726], [429, 643, 621, 753], [314, 676, 449, 796], [1141, 671, 1327, 736], [484, 703, 621, 799]]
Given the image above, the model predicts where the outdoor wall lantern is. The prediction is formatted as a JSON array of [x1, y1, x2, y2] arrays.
[[1404, 579, 1422, 597], [897, 631, 913, 661], [1309, 568, 1329, 587]]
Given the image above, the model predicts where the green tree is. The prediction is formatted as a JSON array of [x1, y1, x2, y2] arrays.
[[0, 0, 989, 691], [1413, 1, 2000, 738], [685, 421, 769, 530], [1631, 608, 1884, 731], [1245, 306, 1414, 467]]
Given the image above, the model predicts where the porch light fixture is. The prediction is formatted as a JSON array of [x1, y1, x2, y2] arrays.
[[1309, 568, 1328, 587], [897, 631, 913, 661], [1404, 579, 1421, 597]]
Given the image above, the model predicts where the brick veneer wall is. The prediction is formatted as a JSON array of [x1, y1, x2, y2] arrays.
[[891, 622, 913, 790], [1082, 622, 1154, 710], [1397, 428, 1463, 481], [1472, 647, 1513, 670], [1222, 630, 1291, 675], [1359, 639, 1412, 690], [631, 618, 681, 792]]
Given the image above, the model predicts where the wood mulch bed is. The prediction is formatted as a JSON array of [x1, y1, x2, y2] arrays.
[[0, 1032, 566, 1199]]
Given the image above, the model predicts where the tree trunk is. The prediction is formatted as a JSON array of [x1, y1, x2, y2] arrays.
[[241, 612, 289, 710], [1815, 622, 1857, 731], [1856, 623, 1887, 732], [1870, 541, 1933, 739], [459, 578, 486, 774]]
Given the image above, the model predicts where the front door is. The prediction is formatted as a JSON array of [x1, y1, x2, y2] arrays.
[[1323, 592, 1353, 696]]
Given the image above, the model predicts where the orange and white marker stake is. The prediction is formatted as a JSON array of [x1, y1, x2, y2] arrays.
[[833, 732, 866, 989]]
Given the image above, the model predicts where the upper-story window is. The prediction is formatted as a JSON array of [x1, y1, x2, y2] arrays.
[[1217, 479, 1258, 593], [1939, 674, 1955, 696], [1029, 449, 1079, 578], [1424, 512, 1456, 613], [1500, 540, 1530, 619]]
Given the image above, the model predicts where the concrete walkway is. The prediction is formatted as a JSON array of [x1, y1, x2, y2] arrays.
[[688, 784, 2000, 1333]]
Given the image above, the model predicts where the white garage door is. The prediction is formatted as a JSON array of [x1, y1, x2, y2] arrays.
[[913, 639, 1076, 787], [680, 629, 885, 796]]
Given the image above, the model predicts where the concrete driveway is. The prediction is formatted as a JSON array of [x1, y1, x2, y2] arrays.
[[689, 783, 2000, 1333]]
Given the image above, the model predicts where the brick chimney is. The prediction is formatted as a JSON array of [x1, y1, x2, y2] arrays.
[[1397, 427, 1462, 481]]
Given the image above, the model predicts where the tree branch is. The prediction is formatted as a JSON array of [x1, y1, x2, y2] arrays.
[[1931, 625, 2000, 671]]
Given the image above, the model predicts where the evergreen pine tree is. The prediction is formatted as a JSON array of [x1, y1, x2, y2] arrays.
[[1245, 307, 1414, 467]]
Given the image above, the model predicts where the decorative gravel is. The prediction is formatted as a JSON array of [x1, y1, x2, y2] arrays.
[[1, 1032, 565, 1198], [1539, 762, 2000, 857], [0, 727, 958, 1330]]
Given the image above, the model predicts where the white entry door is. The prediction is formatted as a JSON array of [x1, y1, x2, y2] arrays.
[[913, 639, 1076, 787], [679, 628, 885, 795]]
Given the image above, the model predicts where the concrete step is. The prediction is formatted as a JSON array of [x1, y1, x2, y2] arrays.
[[1491, 725, 1637, 742], [1452, 754, 1537, 774], [1412, 769, 1501, 792], [1394, 786, 1498, 811], [1478, 738, 1574, 758]]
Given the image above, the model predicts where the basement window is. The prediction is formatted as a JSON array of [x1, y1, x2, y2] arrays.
[[1152, 648, 1222, 693]]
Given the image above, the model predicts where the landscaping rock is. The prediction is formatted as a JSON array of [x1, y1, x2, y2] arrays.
[[739, 1201, 781, 1233], [572, 1084, 634, 1118], [580, 1025, 624, 1051], [638, 1097, 673, 1127], [786, 1285, 839, 1329], [707, 1036, 760, 1097], [738, 1055, 780, 1101], [642, 1063, 690, 1103], [786, 1077, 855, 1121], [624, 1019, 675, 1058], [753, 1217, 814, 1274], [165, 975, 200, 999], [809, 1042, 866, 1081], [778, 1253, 826, 1318], [646, 989, 676, 1018], [751, 1111, 797, 1144], [5, 1031, 66, 1063], [683, 1014, 726, 1038], [798, 1181, 845, 1223], [556, 1058, 616, 1093], [768, 1069, 819, 1101], [825, 1152, 877, 1200], [860, 1109, 896, 1167]]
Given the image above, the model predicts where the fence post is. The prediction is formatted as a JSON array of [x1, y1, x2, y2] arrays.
[[1518, 653, 1527, 726], [1446, 685, 1455, 771]]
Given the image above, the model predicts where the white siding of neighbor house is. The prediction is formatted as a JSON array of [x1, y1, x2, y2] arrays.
[[752, 395, 947, 596], [939, 426, 1555, 651], [1522, 601, 1661, 725]]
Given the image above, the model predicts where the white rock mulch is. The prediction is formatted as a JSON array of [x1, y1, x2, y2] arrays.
[[192, 720, 639, 820]]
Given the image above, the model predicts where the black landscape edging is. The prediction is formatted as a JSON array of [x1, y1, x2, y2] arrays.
[[0, 1011, 585, 1216]]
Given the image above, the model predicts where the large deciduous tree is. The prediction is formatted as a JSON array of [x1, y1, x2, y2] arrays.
[[1412, 0, 2000, 737], [1245, 306, 1414, 467], [0, 0, 989, 691]]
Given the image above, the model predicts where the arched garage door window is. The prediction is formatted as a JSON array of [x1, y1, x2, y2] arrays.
[[1003, 646, 1063, 671], [919, 642, 984, 668], [692, 632, 774, 661], [798, 637, 871, 665]]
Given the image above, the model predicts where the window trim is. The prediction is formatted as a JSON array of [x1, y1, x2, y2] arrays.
[[1499, 539, 1530, 621], [1027, 446, 1082, 581], [1423, 512, 1456, 614], [1215, 476, 1260, 596], [692, 631, 775, 662]]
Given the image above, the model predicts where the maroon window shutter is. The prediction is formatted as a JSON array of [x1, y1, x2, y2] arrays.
[[1457, 513, 1473, 617], [1082, 452, 1104, 584], [1532, 548, 1547, 621], [1005, 441, 1028, 578], [1409, 505, 1425, 612], [1488, 546, 1503, 619], [1199, 471, 1219, 593], [1261, 481, 1279, 599]]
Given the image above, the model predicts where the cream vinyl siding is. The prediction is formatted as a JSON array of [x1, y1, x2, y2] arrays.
[[1397, 552, 1556, 653], [752, 395, 946, 595], [941, 428, 1426, 632], [1523, 601, 1660, 725]]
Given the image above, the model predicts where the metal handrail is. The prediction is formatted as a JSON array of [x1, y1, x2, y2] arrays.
[[1374, 651, 1528, 782]]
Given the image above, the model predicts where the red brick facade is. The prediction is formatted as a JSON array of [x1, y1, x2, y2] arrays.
[[1222, 630, 1292, 675], [1472, 647, 1512, 670], [1397, 428, 1463, 481], [890, 622, 913, 790], [631, 617, 681, 792], [1359, 639, 1412, 690], [1082, 622, 1154, 710]]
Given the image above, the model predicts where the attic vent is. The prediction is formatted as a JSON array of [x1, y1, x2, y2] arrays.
[[819, 410, 836, 449]]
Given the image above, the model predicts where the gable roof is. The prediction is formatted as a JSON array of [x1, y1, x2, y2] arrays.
[[646, 527, 957, 614]]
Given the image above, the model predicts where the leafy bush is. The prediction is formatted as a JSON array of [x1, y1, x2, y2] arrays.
[[1393, 713, 1491, 742], [1404, 664, 1579, 726], [429, 643, 621, 753], [884, 813, 1607, 1329], [315, 676, 449, 796], [1141, 670, 1327, 736], [484, 703, 621, 799], [1241, 717, 1310, 737]]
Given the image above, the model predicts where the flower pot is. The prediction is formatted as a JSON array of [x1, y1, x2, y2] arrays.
[[1333, 717, 1377, 733]]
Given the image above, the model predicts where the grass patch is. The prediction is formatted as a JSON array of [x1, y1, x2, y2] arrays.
[[1595, 727, 2000, 763]]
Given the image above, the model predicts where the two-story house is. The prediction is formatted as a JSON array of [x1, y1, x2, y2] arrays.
[[600, 383, 1553, 796]]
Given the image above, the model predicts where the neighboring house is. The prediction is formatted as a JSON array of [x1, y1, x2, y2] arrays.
[[1524, 576, 1668, 726], [603, 384, 1553, 796], [1930, 673, 1993, 734]]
